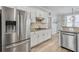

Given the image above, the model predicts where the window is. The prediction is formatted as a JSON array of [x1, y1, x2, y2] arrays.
[[75, 15, 79, 27], [65, 14, 79, 27], [66, 15, 74, 27]]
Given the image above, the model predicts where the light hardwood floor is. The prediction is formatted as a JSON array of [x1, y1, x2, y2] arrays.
[[31, 33, 71, 52]]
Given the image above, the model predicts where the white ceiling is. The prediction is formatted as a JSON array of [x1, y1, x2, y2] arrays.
[[40, 6, 79, 15]]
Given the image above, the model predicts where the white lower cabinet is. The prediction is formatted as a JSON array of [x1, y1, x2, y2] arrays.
[[39, 33, 43, 43], [45, 30, 51, 40], [31, 32, 37, 47], [31, 30, 51, 47]]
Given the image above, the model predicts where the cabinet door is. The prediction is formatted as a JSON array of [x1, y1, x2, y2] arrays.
[[42, 17, 48, 23], [45, 30, 51, 40], [61, 32, 76, 51], [31, 32, 39, 47], [44, 31, 48, 40], [36, 31, 42, 44], [31, 32, 37, 47]]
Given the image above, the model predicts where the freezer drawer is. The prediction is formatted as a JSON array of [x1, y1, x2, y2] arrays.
[[61, 32, 77, 51], [5, 39, 30, 52]]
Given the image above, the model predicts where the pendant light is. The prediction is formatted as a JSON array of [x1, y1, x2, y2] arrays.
[[69, 8, 75, 27], [70, 8, 75, 21]]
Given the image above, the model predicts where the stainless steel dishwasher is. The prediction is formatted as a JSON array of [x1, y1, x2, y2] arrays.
[[60, 31, 77, 51]]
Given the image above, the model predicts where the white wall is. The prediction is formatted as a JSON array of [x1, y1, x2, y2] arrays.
[[51, 15, 59, 35], [56, 15, 65, 31]]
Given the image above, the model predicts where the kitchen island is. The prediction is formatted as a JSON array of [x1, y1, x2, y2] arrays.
[[60, 27, 79, 52]]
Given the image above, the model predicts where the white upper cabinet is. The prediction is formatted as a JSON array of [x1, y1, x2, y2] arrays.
[[31, 9, 48, 24], [42, 17, 48, 23], [42, 12, 48, 24], [36, 10, 41, 17]]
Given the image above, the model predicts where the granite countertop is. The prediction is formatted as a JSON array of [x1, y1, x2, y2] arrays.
[[31, 28, 48, 32], [60, 27, 79, 33]]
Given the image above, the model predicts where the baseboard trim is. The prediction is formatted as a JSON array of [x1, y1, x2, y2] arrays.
[[61, 46, 75, 52]]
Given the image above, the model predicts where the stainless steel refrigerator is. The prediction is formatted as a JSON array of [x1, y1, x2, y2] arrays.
[[1, 6, 31, 52]]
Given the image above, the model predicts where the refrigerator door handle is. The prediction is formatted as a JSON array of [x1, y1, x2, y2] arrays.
[[6, 40, 27, 49]]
